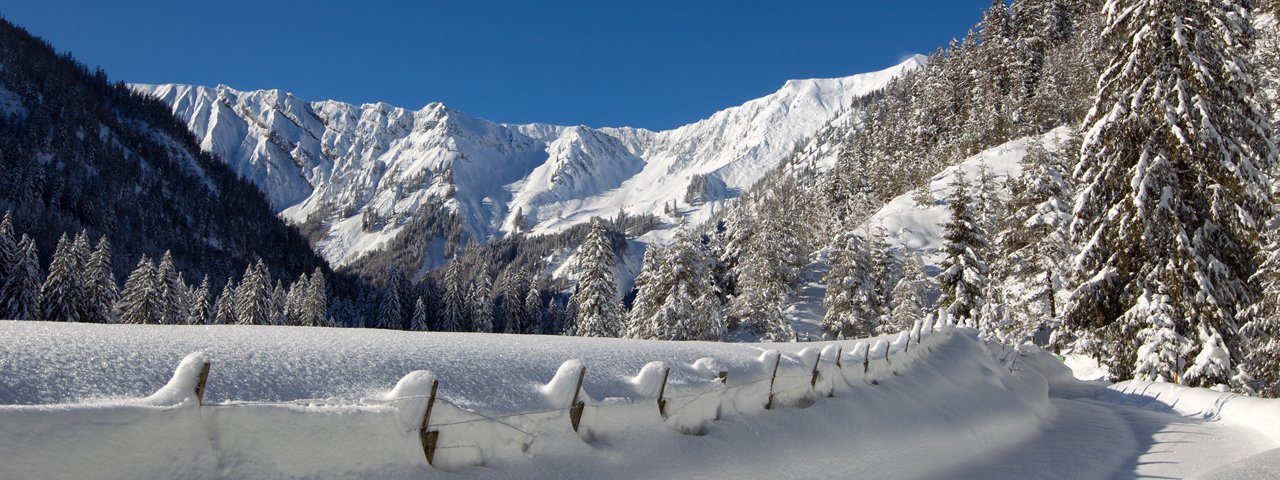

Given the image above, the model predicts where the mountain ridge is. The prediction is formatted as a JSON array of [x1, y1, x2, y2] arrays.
[[133, 55, 925, 274]]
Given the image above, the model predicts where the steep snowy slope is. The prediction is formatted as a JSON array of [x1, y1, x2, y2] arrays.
[[134, 56, 923, 269]]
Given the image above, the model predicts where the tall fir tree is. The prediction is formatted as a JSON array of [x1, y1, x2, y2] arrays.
[[235, 260, 270, 326], [305, 268, 329, 327], [524, 285, 545, 335], [1066, 0, 1277, 384], [212, 277, 237, 325], [571, 220, 624, 337], [0, 210, 17, 310], [469, 275, 495, 333], [116, 256, 160, 325], [2, 236, 42, 320], [40, 234, 84, 321], [83, 237, 118, 324], [154, 251, 184, 325], [888, 255, 928, 333], [187, 275, 211, 325], [440, 259, 469, 332], [937, 171, 990, 327], [410, 297, 429, 331]]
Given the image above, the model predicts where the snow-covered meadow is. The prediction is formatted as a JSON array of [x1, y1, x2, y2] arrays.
[[4, 320, 1278, 479]]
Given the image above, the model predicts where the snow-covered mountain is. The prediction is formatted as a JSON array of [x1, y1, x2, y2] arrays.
[[134, 56, 924, 270]]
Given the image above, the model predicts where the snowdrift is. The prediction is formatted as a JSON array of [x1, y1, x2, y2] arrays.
[[2, 320, 1062, 479]]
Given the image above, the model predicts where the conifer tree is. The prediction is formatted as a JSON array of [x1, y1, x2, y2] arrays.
[[2, 236, 42, 320], [41, 234, 83, 321], [154, 251, 184, 325], [889, 255, 928, 333], [1238, 228, 1280, 396], [235, 260, 270, 325], [187, 275, 211, 325], [524, 285, 544, 335], [305, 268, 328, 327], [0, 211, 16, 308], [440, 259, 469, 332], [212, 278, 236, 325], [937, 171, 989, 327], [500, 270, 531, 334], [469, 274, 495, 333], [379, 274, 405, 329], [116, 256, 160, 325], [410, 297, 429, 331], [83, 237, 117, 324], [571, 220, 623, 337], [1067, 0, 1276, 383], [284, 272, 308, 326]]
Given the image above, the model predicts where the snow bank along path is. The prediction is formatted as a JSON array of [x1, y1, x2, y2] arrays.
[[3, 319, 1279, 479], [1, 318, 1037, 479]]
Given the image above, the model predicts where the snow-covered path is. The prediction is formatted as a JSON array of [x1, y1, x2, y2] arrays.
[[945, 384, 1276, 479]]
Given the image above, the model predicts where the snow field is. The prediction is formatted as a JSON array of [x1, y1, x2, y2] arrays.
[[0, 318, 1066, 478]]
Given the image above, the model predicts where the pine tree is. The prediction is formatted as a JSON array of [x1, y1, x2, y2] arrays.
[[469, 274, 494, 333], [1067, 0, 1276, 384], [888, 255, 928, 333], [187, 275, 211, 325], [268, 280, 287, 326], [116, 256, 160, 325], [305, 268, 329, 327], [524, 285, 544, 335], [500, 270, 531, 334], [83, 237, 118, 323], [937, 171, 989, 327], [571, 220, 623, 337], [154, 251, 184, 325], [627, 246, 665, 339], [0, 210, 17, 310], [993, 141, 1074, 343], [212, 278, 236, 325], [41, 234, 84, 321], [2, 236, 42, 320], [410, 297, 429, 331], [379, 278, 405, 330], [440, 259, 469, 332], [235, 260, 270, 325], [284, 272, 309, 326], [1237, 226, 1280, 396]]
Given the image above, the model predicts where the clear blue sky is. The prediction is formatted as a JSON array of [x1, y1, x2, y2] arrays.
[[0, 1, 988, 130]]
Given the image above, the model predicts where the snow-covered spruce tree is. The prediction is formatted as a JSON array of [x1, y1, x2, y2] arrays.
[[937, 170, 990, 328], [83, 237, 118, 324], [626, 247, 663, 339], [284, 272, 308, 326], [628, 232, 723, 341], [2, 236, 42, 320], [40, 234, 85, 321], [992, 141, 1074, 344], [888, 255, 929, 333], [268, 280, 286, 326], [379, 275, 405, 330], [304, 267, 328, 327], [822, 230, 883, 339], [1131, 290, 1190, 383], [0, 211, 16, 306], [523, 286, 544, 334], [439, 259, 469, 332], [500, 269, 531, 334], [235, 260, 271, 326], [1066, 0, 1277, 384], [410, 297, 429, 331], [155, 251, 185, 325], [469, 274, 495, 333], [1238, 227, 1280, 395], [571, 220, 624, 338], [116, 256, 160, 325], [187, 275, 211, 325], [212, 278, 236, 325]]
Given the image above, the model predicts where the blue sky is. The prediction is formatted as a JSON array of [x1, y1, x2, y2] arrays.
[[0, 1, 988, 130]]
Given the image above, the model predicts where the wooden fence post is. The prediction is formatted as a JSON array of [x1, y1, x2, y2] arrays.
[[195, 362, 211, 406], [829, 347, 842, 398], [657, 367, 670, 419], [715, 371, 728, 421], [764, 354, 781, 410], [419, 379, 440, 467], [570, 366, 586, 432], [809, 350, 823, 391]]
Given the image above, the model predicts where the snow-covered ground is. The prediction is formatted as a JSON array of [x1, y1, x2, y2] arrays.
[[3, 320, 1278, 479]]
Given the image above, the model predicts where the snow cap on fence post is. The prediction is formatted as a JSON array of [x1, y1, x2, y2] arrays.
[[143, 351, 211, 407]]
